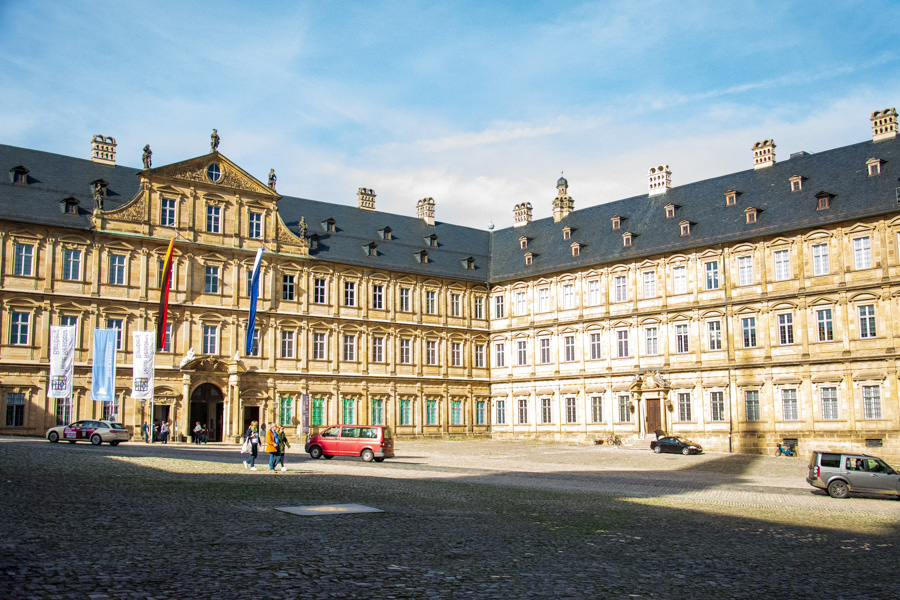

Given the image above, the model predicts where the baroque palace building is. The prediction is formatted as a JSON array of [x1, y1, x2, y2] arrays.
[[2, 109, 900, 460]]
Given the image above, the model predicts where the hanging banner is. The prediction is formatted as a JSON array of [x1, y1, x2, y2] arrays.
[[48, 326, 76, 399], [301, 393, 310, 434], [246, 247, 264, 356], [91, 329, 117, 402], [132, 331, 155, 400], [156, 237, 175, 351]]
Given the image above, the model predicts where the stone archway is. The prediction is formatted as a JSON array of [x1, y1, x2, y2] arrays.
[[190, 383, 224, 442]]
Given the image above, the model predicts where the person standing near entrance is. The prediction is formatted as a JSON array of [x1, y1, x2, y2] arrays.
[[142, 422, 149, 443], [243, 420, 260, 470], [160, 421, 170, 444], [266, 425, 279, 471], [193, 421, 203, 444], [275, 426, 290, 471]]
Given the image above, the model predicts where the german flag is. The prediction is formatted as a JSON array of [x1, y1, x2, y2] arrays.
[[156, 238, 175, 350]]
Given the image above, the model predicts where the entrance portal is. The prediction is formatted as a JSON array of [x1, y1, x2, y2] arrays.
[[645, 398, 662, 436], [190, 383, 224, 442], [242, 406, 260, 435]]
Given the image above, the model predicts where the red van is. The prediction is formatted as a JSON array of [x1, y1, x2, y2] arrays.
[[305, 425, 394, 462]]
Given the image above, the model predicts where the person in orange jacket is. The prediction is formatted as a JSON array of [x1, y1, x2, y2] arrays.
[[265, 424, 280, 471]]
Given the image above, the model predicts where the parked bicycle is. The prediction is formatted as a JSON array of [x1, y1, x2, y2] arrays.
[[775, 442, 797, 457], [606, 434, 622, 448]]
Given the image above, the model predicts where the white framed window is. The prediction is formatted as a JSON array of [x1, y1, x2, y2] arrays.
[[282, 275, 295, 301], [538, 287, 550, 313], [495, 399, 506, 425], [206, 204, 221, 233], [450, 293, 460, 317], [616, 330, 629, 358], [778, 313, 794, 345], [248, 211, 263, 239], [643, 271, 656, 298], [812, 243, 829, 276], [618, 395, 631, 422], [710, 391, 725, 422], [675, 323, 689, 353], [820, 387, 839, 420], [539, 338, 550, 364], [565, 397, 577, 424], [673, 265, 687, 294], [863, 385, 882, 419], [474, 344, 484, 368], [106, 318, 123, 350], [781, 389, 798, 421], [614, 276, 627, 302], [399, 339, 411, 364], [14, 243, 34, 276], [424, 290, 437, 315], [372, 285, 384, 310], [563, 335, 575, 362], [515, 291, 527, 315], [10, 311, 30, 345], [645, 327, 658, 355], [517, 340, 527, 366], [494, 295, 505, 319], [745, 390, 760, 422], [281, 330, 295, 358], [518, 398, 529, 424], [816, 309, 833, 342], [590, 396, 603, 423], [859, 305, 876, 338], [343, 334, 357, 362], [160, 197, 176, 227], [737, 255, 753, 286], [344, 281, 356, 307], [158, 260, 176, 290], [562, 284, 575, 309], [742, 317, 757, 348], [425, 340, 437, 365], [313, 333, 327, 360], [587, 279, 600, 305], [399, 288, 411, 312], [62, 248, 81, 281], [452, 342, 462, 367], [853, 236, 872, 270], [589, 333, 602, 360], [705, 261, 719, 290], [541, 397, 552, 424], [707, 320, 722, 351], [677, 392, 692, 421], [774, 250, 791, 281], [108, 254, 126, 285], [494, 342, 505, 367], [372, 336, 384, 363], [202, 325, 218, 354], [474, 296, 484, 319], [313, 278, 327, 304], [204, 265, 219, 294]]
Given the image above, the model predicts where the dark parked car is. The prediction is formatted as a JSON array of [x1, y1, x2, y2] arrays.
[[651, 436, 702, 455]]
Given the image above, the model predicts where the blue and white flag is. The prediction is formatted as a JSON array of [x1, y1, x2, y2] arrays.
[[48, 326, 76, 399], [246, 248, 264, 356], [131, 331, 155, 400], [91, 329, 117, 402]]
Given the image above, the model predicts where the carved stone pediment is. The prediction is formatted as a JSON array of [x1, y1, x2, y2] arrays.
[[181, 357, 229, 372], [146, 154, 278, 197]]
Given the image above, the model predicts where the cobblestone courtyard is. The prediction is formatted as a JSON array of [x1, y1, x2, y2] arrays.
[[1, 437, 898, 599]]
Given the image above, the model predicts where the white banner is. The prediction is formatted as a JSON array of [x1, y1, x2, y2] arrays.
[[131, 331, 155, 400], [48, 326, 76, 399]]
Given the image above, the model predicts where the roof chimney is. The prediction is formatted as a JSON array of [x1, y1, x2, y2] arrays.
[[513, 202, 533, 227], [752, 140, 775, 169], [871, 108, 898, 142], [417, 197, 435, 226], [91, 135, 116, 165], [357, 187, 376, 211], [553, 175, 574, 221], [648, 165, 671, 195]]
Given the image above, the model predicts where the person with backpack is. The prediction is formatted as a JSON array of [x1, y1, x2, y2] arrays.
[[266, 425, 280, 471], [275, 425, 290, 471], [243, 421, 260, 470]]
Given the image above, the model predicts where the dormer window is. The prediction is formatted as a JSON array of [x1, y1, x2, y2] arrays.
[[524, 252, 533, 266], [519, 236, 528, 250], [460, 256, 475, 270], [665, 204, 676, 218], [571, 242, 582, 257], [745, 207, 758, 223], [679, 220, 691, 236], [362, 242, 378, 257], [378, 226, 393, 240], [60, 197, 79, 214], [622, 232, 632, 247], [415, 250, 429, 264], [562, 226, 573, 240], [816, 192, 834, 210], [611, 216, 621, 230], [309, 234, 320, 250], [866, 158, 884, 176], [10, 166, 28, 185], [725, 190, 740, 206], [321, 218, 336, 233], [789, 175, 805, 192], [424, 234, 438, 247]]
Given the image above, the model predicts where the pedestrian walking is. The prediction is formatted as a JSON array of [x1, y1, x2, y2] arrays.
[[141, 422, 149, 443], [266, 425, 280, 471], [275, 425, 290, 471], [193, 421, 203, 444], [243, 421, 260, 470], [160, 421, 170, 444]]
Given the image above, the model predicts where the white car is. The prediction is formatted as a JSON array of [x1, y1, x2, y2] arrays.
[[46, 420, 131, 446]]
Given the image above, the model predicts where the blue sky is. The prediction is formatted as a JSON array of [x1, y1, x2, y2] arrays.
[[2, 0, 899, 229]]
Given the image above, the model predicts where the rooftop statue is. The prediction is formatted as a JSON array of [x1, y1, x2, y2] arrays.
[[211, 129, 220, 153], [142, 145, 152, 169], [268, 168, 276, 190]]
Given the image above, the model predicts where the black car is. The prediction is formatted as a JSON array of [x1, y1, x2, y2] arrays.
[[651, 436, 702, 455]]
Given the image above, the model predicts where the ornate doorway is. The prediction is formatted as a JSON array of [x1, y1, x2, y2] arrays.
[[190, 383, 224, 442]]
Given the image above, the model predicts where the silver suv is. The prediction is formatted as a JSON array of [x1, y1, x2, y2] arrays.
[[807, 451, 900, 499]]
